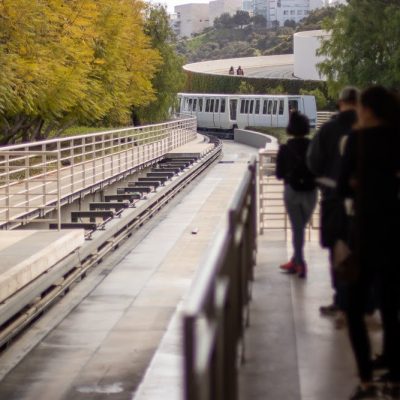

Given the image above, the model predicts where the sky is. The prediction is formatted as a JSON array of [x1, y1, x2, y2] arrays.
[[150, 0, 211, 13]]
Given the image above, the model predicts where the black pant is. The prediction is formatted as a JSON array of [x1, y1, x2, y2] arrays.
[[345, 270, 400, 382]]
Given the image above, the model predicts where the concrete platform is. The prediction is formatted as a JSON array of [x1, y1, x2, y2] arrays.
[[0, 230, 84, 304], [167, 134, 215, 158], [0, 141, 257, 400], [239, 233, 382, 400]]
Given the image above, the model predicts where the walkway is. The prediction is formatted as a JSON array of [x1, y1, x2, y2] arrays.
[[239, 232, 383, 400], [0, 141, 257, 400]]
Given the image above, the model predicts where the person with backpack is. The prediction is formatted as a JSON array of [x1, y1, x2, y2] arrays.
[[276, 112, 317, 278], [307, 87, 359, 317]]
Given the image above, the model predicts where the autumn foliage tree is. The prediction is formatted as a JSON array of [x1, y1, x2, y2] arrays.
[[0, 0, 161, 144]]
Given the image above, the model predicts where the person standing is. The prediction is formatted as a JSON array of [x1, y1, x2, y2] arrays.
[[307, 87, 359, 316], [229, 66, 235, 75], [338, 86, 400, 400], [276, 112, 317, 278]]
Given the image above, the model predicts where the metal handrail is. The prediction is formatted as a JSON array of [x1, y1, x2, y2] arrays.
[[258, 148, 320, 237], [183, 158, 257, 400], [0, 115, 197, 228]]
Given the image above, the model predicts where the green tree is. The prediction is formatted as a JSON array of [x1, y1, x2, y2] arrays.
[[300, 88, 328, 109], [214, 13, 234, 29], [233, 11, 251, 29], [137, 5, 186, 123], [318, 1, 400, 95]]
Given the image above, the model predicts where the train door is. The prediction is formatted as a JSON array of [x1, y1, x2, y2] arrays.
[[219, 98, 228, 129], [266, 99, 273, 126], [253, 99, 261, 127], [271, 99, 279, 127], [229, 98, 238, 128], [277, 99, 286, 127], [248, 99, 255, 127], [213, 98, 220, 128]]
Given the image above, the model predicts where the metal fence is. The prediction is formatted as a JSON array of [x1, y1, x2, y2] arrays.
[[0, 115, 197, 229], [259, 148, 320, 238], [316, 111, 335, 130], [183, 158, 257, 400]]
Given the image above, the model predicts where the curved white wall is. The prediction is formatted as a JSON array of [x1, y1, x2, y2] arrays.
[[294, 30, 330, 81]]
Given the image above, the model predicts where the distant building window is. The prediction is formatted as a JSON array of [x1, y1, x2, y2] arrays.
[[297, 10, 302, 15], [290, 10, 295, 15], [304, 10, 309, 15], [283, 10, 288, 15]]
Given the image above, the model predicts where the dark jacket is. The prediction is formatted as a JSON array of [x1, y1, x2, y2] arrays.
[[338, 126, 400, 272], [307, 110, 357, 199], [276, 137, 315, 191]]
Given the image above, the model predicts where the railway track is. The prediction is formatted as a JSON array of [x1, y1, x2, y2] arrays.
[[0, 138, 222, 351]]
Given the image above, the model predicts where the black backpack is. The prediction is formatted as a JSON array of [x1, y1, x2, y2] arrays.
[[286, 144, 316, 192]]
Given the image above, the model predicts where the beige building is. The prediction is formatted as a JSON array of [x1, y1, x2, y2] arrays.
[[173, 3, 210, 38], [209, 0, 243, 25]]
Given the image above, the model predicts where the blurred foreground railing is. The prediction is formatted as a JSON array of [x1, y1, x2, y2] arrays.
[[0, 115, 197, 228], [259, 148, 320, 238], [183, 158, 257, 400]]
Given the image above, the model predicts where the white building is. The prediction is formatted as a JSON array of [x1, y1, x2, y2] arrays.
[[173, 3, 210, 38], [293, 29, 330, 80], [254, 0, 325, 27]]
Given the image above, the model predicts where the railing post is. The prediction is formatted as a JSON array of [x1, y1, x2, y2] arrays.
[[5, 155, 10, 225], [56, 144, 61, 230]]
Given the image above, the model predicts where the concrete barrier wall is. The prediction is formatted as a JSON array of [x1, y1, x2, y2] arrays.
[[234, 129, 278, 150]]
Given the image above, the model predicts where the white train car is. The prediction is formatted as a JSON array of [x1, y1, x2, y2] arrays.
[[178, 93, 317, 130]]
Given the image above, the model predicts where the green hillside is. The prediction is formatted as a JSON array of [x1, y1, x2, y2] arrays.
[[177, 7, 337, 63]]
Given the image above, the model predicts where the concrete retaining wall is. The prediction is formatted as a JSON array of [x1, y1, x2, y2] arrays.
[[234, 129, 278, 150]]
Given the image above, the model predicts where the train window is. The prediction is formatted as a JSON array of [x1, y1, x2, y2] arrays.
[[221, 99, 226, 113], [215, 99, 219, 113], [273, 100, 278, 114], [188, 98, 193, 111], [262, 100, 268, 114], [206, 99, 210, 112], [193, 99, 197, 111], [255, 100, 260, 114], [245, 100, 249, 114], [210, 99, 214, 113], [279, 100, 284, 115], [267, 100, 273, 115], [240, 100, 245, 114], [199, 99, 203, 112], [289, 100, 299, 113], [249, 100, 254, 114]]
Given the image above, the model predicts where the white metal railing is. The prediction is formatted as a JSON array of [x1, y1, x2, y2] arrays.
[[258, 149, 320, 238], [316, 111, 335, 130], [0, 115, 197, 228]]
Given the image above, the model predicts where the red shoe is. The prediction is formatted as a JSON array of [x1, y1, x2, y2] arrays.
[[279, 260, 297, 273], [297, 263, 307, 279]]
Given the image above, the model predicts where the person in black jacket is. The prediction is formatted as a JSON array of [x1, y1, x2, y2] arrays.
[[307, 87, 359, 316], [337, 86, 400, 400], [276, 112, 317, 278]]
